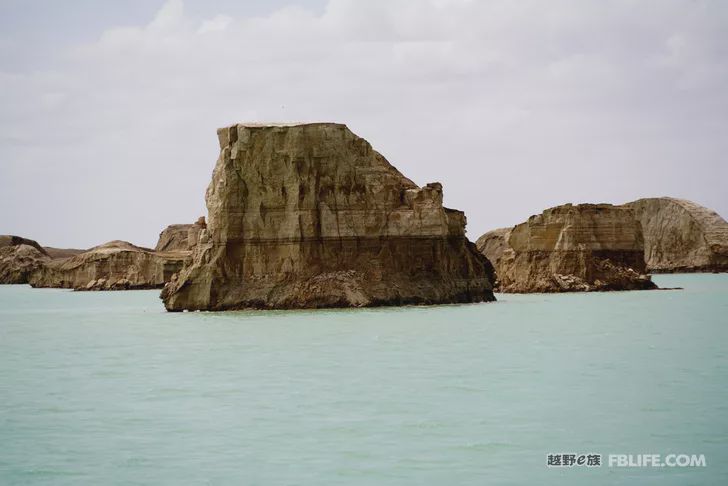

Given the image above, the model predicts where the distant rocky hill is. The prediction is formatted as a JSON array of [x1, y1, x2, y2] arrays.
[[2, 218, 204, 290], [162, 123, 495, 311], [477, 204, 656, 293], [0, 235, 48, 255], [624, 198, 728, 273], [43, 247, 86, 259], [30, 240, 188, 291], [0, 236, 50, 284]]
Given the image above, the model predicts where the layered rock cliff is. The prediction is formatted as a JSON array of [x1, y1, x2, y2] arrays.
[[162, 123, 495, 311], [30, 240, 187, 291], [0, 236, 50, 284], [481, 204, 656, 293], [624, 198, 728, 273]]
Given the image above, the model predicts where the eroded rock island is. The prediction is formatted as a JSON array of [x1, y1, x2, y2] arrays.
[[478, 204, 656, 292], [625, 198, 728, 273], [2, 220, 204, 291], [30, 240, 188, 291], [162, 123, 495, 311]]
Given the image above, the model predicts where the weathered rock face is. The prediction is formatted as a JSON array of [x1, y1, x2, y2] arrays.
[[484, 204, 656, 293], [155, 218, 207, 252], [625, 198, 728, 273], [162, 123, 494, 311], [30, 240, 187, 291], [475, 227, 512, 283], [0, 236, 50, 284], [0, 235, 48, 255]]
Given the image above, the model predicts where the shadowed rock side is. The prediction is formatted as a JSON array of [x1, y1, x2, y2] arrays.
[[162, 123, 495, 311], [481, 204, 656, 293], [475, 227, 511, 287], [624, 198, 728, 273], [30, 240, 187, 291], [0, 236, 50, 284]]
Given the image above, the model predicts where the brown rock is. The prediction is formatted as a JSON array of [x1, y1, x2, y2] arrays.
[[0, 236, 50, 284], [29, 240, 187, 291], [43, 247, 86, 259], [0, 235, 49, 256], [162, 123, 495, 311], [624, 197, 728, 273], [480, 204, 656, 293], [475, 227, 512, 284], [155, 218, 206, 252]]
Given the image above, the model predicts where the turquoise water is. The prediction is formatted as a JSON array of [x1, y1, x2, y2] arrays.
[[1, 275, 727, 485]]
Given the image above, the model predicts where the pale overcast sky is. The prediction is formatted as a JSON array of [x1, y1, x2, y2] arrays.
[[1, 0, 726, 248]]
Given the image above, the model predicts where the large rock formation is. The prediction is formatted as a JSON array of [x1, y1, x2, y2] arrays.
[[624, 198, 728, 273], [482, 204, 656, 293], [155, 217, 206, 252], [162, 123, 495, 311], [0, 236, 50, 284], [30, 240, 187, 291]]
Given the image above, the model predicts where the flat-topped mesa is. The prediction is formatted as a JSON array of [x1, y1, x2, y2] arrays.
[[162, 122, 495, 311], [493, 204, 656, 293], [624, 197, 728, 273]]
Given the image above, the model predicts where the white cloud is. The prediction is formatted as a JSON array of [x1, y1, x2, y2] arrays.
[[198, 14, 233, 34], [1, 0, 727, 247], [148, 0, 186, 32]]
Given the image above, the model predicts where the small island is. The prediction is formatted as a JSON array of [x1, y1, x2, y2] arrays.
[[478, 203, 656, 293], [162, 123, 496, 311]]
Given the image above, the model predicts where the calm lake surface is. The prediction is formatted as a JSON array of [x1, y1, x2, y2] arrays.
[[1, 274, 727, 485]]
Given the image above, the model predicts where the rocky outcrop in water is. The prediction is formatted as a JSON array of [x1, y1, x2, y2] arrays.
[[155, 217, 206, 252], [30, 240, 187, 291], [162, 123, 495, 311], [624, 198, 728, 273], [0, 236, 50, 284], [479, 204, 656, 293]]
